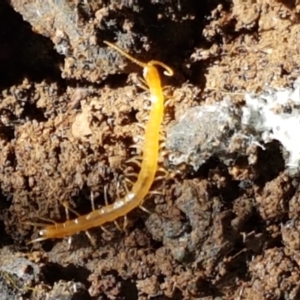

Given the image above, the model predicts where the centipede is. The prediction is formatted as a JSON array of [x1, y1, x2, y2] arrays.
[[29, 41, 173, 243]]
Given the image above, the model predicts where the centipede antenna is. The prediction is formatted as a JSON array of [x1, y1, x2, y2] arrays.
[[150, 61, 174, 76], [104, 40, 147, 69]]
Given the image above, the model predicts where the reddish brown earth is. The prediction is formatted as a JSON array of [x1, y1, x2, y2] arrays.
[[1, 1, 300, 299]]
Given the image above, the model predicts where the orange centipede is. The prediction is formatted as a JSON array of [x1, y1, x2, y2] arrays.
[[29, 40, 173, 243]]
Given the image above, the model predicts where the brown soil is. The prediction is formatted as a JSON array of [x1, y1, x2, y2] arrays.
[[1, 0, 300, 299]]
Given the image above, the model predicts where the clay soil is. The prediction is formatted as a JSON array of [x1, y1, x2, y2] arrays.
[[1, 0, 300, 299]]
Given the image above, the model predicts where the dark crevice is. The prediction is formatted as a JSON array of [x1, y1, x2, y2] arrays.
[[0, 2, 63, 91], [41, 263, 91, 288]]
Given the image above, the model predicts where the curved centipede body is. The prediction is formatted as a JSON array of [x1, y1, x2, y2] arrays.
[[30, 41, 173, 243]]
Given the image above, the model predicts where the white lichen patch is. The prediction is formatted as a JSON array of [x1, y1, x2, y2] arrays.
[[167, 77, 300, 175], [242, 78, 300, 173]]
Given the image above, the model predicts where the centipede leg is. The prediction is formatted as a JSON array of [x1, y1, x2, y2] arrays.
[[139, 189, 165, 214], [159, 142, 166, 149], [62, 200, 80, 217], [35, 216, 56, 225], [63, 205, 73, 249], [63, 206, 76, 248], [139, 204, 151, 214], [90, 191, 96, 211], [157, 155, 165, 164], [100, 225, 111, 234], [114, 180, 131, 232], [124, 171, 138, 179], [148, 190, 165, 196], [136, 76, 149, 91], [129, 144, 143, 158], [97, 188, 114, 236], [114, 220, 122, 232], [159, 132, 166, 142], [159, 148, 170, 158], [122, 215, 128, 231], [122, 176, 131, 194], [136, 122, 146, 130], [153, 167, 169, 182], [153, 175, 168, 182], [137, 111, 149, 124], [126, 156, 142, 167], [86, 231, 96, 247], [63, 199, 96, 247], [157, 166, 168, 175], [158, 149, 172, 164], [67, 236, 72, 249], [115, 178, 124, 200], [123, 175, 136, 187], [104, 185, 122, 232], [164, 98, 173, 107], [129, 143, 142, 151]]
